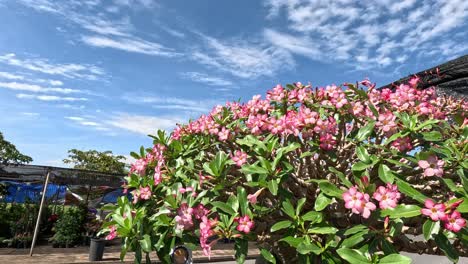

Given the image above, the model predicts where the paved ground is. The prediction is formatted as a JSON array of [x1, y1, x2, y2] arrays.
[[1, 244, 467, 263], [0, 243, 259, 264]]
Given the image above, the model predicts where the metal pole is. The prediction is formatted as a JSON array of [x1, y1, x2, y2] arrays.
[[29, 170, 51, 256]]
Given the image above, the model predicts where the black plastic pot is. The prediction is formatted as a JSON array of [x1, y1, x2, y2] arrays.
[[89, 238, 106, 261]]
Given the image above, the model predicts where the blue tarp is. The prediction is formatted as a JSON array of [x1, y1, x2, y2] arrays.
[[1, 181, 66, 203], [100, 188, 132, 204]]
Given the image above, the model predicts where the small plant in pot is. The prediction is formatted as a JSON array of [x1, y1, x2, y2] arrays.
[[84, 208, 103, 244]]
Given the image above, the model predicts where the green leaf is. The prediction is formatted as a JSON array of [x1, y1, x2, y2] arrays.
[[235, 239, 248, 264], [329, 166, 352, 188], [300, 151, 313, 158], [297, 241, 322, 255], [344, 225, 368, 236], [308, 226, 338, 234], [356, 121, 375, 141], [314, 193, 331, 211], [434, 233, 459, 263], [279, 236, 303, 248], [203, 162, 216, 176], [423, 219, 440, 241], [356, 146, 370, 163], [282, 200, 296, 218], [457, 199, 468, 213], [241, 164, 269, 175], [228, 195, 239, 214], [341, 230, 368, 248], [319, 181, 344, 198], [237, 187, 248, 216], [336, 248, 371, 264], [381, 204, 421, 218], [139, 234, 152, 253], [296, 198, 306, 216], [378, 164, 395, 184], [212, 201, 236, 215], [352, 161, 372, 171], [270, 220, 292, 232], [268, 180, 279, 196], [379, 254, 412, 264], [396, 180, 428, 203], [302, 211, 323, 223], [260, 249, 276, 264], [422, 131, 442, 141]]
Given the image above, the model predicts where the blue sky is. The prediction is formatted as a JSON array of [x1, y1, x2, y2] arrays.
[[0, 0, 467, 166]]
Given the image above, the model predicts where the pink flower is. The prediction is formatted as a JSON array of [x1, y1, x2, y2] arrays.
[[175, 203, 194, 230], [391, 136, 413, 153], [343, 186, 364, 213], [193, 204, 209, 220], [421, 199, 448, 221], [376, 112, 397, 133], [231, 150, 248, 167], [179, 187, 194, 194], [342, 186, 376, 219], [154, 171, 162, 185], [444, 211, 466, 233], [218, 127, 230, 141], [139, 186, 152, 200], [247, 188, 263, 204], [131, 190, 139, 204], [373, 183, 401, 209], [418, 155, 444, 177], [131, 158, 147, 175], [236, 215, 254, 234], [105, 225, 117, 240], [319, 134, 336, 150]]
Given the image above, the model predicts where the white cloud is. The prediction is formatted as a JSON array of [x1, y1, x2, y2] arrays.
[[0, 71, 24, 80], [0, 81, 82, 94], [193, 34, 294, 79], [65, 116, 110, 131], [180, 72, 232, 86], [107, 113, 182, 135], [16, 93, 88, 102], [263, 29, 321, 58], [0, 53, 104, 80], [18, 0, 180, 58], [263, 0, 468, 69], [82, 35, 180, 57], [22, 112, 40, 116], [123, 95, 221, 113]]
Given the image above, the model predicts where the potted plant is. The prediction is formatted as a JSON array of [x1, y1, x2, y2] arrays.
[[85, 209, 107, 261]]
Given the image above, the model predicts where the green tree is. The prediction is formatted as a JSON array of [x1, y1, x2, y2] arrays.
[[63, 149, 127, 174], [0, 132, 33, 165]]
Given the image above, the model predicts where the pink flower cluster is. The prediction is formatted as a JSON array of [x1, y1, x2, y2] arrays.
[[173, 76, 467, 150], [342, 186, 377, 219], [173, 203, 218, 257], [199, 216, 218, 257], [373, 183, 401, 209], [421, 199, 466, 232], [418, 155, 444, 177], [131, 186, 152, 204], [343, 184, 401, 218], [175, 203, 194, 230], [128, 144, 166, 187]]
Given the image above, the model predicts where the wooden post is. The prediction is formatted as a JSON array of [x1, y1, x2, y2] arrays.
[[29, 170, 51, 256]]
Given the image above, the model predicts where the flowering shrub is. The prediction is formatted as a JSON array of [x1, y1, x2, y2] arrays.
[[103, 78, 468, 263]]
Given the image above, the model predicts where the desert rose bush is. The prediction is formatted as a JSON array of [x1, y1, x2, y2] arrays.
[[102, 78, 468, 263]]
